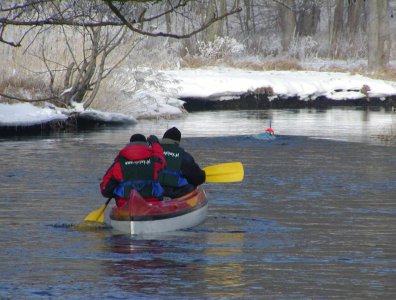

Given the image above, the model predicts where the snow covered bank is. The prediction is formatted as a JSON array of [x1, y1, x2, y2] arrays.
[[0, 103, 67, 126], [1, 68, 396, 134], [92, 67, 396, 117], [0, 103, 136, 135], [161, 68, 396, 101]]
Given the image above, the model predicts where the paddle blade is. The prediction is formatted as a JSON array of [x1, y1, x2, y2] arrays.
[[203, 162, 244, 183], [83, 204, 106, 223]]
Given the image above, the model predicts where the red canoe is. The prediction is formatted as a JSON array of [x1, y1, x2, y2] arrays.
[[109, 186, 208, 234]]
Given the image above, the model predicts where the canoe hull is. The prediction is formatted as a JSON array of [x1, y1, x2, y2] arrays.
[[110, 186, 208, 235], [110, 202, 208, 234]]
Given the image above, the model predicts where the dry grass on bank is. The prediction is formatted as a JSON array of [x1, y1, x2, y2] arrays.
[[180, 56, 304, 71], [371, 67, 396, 82], [0, 75, 51, 104], [180, 56, 396, 82], [317, 64, 396, 82]]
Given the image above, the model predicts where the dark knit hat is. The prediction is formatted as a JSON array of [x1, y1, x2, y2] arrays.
[[130, 133, 147, 143], [163, 127, 181, 142]]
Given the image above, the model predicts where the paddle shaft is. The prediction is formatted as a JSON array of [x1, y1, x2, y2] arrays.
[[99, 197, 113, 217], [104, 197, 112, 206]]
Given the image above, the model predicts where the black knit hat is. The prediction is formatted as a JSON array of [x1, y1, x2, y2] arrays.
[[130, 133, 147, 143], [163, 127, 181, 142]]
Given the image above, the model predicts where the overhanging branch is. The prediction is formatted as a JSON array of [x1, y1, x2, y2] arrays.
[[0, 91, 58, 103], [0, 18, 124, 27], [105, 0, 242, 39]]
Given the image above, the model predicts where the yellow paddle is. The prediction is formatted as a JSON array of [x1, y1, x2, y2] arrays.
[[83, 162, 244, 224], [83, 197, 112, 223], [203, 161, 244, 183]]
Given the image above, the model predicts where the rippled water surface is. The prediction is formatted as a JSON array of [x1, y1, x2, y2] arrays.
[[1, 108, 395, 299]]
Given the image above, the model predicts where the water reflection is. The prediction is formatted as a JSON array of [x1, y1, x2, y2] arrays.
[[101, 234, 207, 297], [3, 108, 392, 145], [102, 232, 249, 299], [203, 232, 245, 299], [74, 107, 395, 146]]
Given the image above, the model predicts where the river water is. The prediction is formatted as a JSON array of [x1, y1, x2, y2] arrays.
[[0, 108, 395, 299]]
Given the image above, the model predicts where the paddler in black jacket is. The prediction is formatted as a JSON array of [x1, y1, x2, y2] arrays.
[[159, 127, 206, 198]]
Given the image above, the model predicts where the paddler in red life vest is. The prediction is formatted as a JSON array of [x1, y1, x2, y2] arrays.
[[265, 127, 275, 135], [159, 127, 205, 199], [100, 133, 166, 207]]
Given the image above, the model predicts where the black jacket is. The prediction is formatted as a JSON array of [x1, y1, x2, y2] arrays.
[[180, 150, 205, 187], [160, 138, 205, 198]]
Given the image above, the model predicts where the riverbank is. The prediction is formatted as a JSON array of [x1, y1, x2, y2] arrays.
[[0, 103, 136, 136], [2, 68, 396, 136], [160, 68, 396, 111], [181, 92, 396, 111]]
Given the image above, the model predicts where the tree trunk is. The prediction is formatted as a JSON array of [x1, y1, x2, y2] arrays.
[[347, 0, 365, 36], [368, 0, 390, 71], [165, 1, 172, 33], [296, 0, 320, 37], [235, 0, 245, 33], [331, 0, 345, 58], [379, 0, 390, 68], [279, 0, 296, 51], [218, 0, 226, 36], [243, 0, 251, 32], [205, 1, 219, 41]]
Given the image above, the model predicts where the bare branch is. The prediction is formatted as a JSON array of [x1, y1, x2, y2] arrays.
[[105, 0, 242, 39], [1, 0, 243, 110], [0, 91, 58, 103], [0, 17, 124, 27], [40, 42, 55, 94], [272, 0, 294, 11], [0, 1, 49, 12], [0, 35, 21, 47]]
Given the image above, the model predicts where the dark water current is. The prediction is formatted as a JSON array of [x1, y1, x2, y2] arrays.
[[0, 108, 395, 299]]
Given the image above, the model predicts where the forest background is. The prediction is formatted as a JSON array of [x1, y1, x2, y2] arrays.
[[1, 0, 396, 116]]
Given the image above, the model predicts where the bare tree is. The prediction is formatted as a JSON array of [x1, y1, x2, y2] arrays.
[[205, 0, 227, 40], [368, 0, 390, 72], [278, 0, 296, 51], [295, 0, 320, 37], [347, 0, 365, 38], [0, 0, 241, 108], [205, 1, 221, 41], [58, 25, 136, 109], [330, 0, 344, 57]]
